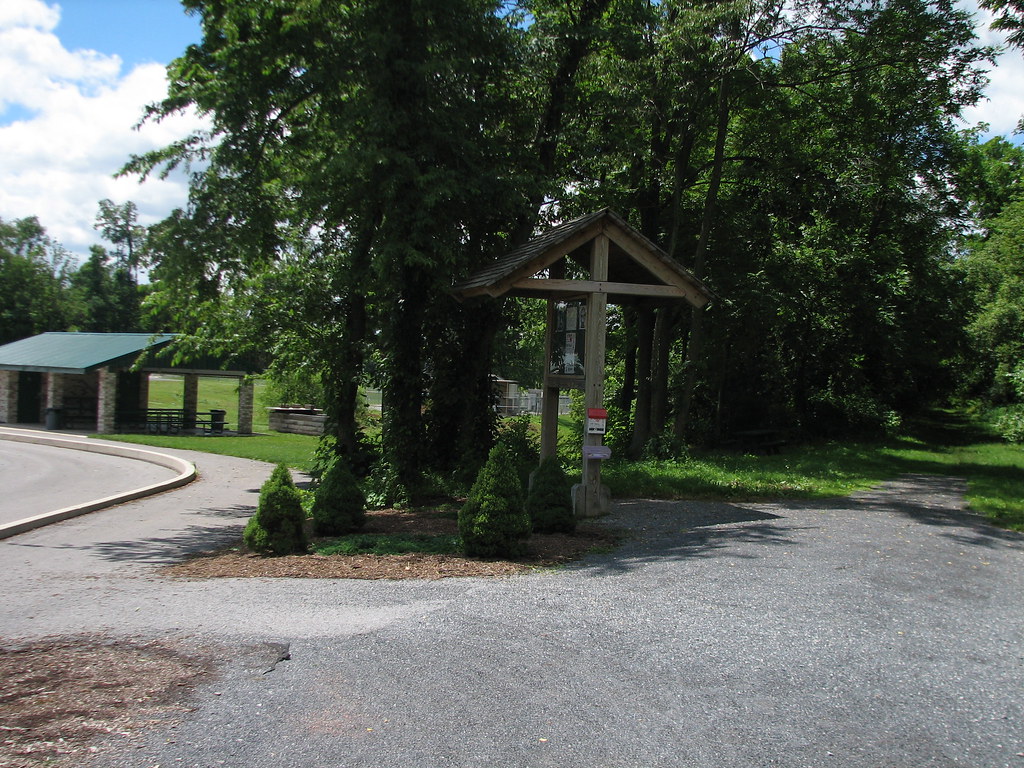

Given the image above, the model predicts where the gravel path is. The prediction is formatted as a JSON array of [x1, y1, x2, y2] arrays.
[[2, 462, 1022, 767]]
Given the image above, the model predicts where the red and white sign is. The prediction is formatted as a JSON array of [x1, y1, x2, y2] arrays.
[[587, 407, 608, 435]]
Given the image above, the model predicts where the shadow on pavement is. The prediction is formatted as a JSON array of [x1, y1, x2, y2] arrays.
[[844, 474, 1024, 549], [574, 499, 799, 575], [83, 521, 249, 564], [11, 505, 256, 565]]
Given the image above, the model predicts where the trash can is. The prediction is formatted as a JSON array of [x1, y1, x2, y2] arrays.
[[45, 407, 63, 430], [209, 409, 226, 435]]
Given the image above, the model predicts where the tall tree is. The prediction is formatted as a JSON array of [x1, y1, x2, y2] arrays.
[[0, 217, 76, 344], [129, 0, 534, 490], [95, 199, 147, 279], [69, 244, 143, 333], [959, 199, 1024, 402]]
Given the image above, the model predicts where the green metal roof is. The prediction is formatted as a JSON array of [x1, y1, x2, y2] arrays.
[[0, 333, 177, 375]]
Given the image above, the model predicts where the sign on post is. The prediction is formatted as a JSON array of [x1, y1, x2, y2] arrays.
[[586, 407, 607, 435]]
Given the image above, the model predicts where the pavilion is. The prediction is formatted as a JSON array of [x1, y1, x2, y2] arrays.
[[0, 332, 257, 434]]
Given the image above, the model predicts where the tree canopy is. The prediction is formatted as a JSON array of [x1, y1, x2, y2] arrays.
[[114, 0, 1018, 486]]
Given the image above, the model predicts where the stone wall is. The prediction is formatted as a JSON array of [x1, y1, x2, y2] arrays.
[[267, 407, 326, 436]]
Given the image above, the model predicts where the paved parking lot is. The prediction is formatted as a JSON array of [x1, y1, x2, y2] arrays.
[[1, 438, 1021, 767]]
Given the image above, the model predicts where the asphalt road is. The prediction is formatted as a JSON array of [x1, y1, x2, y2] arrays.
[[0, 439, 175, 525], [1, 446, 1022, 768]]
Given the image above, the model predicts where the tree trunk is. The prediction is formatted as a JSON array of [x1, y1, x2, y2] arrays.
[[618, 308, 637, 412], [627, 307, 655, 458], [650, 307, 673, 433], [514, 0, 614, 241], [382, 267, 430, 494], [674, 74, 731, 440]]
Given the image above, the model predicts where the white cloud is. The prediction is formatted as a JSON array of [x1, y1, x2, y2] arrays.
[[959, 2, 1024, 140], [0, 0, 207, 260]]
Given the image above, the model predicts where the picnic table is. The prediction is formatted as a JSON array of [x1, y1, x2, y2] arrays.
[[116, 409, 229, 435]]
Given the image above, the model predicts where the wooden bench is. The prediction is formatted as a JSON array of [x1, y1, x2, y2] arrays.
[[732, 429, 787, 455]]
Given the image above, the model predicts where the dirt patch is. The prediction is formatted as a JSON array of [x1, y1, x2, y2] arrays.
[[0, 636, 214, 767], [165, 506, 621, 580]]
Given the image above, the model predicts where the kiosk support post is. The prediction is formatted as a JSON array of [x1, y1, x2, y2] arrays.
[[579, 234, 610, 518], [540, 297, 560, 461]]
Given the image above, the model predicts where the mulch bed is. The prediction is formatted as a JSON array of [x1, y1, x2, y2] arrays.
[[0, 636, 213, 767], [164, 506, 621, 580]]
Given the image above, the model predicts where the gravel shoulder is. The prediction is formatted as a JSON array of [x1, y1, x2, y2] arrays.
[[2, 464, 1022, 768]]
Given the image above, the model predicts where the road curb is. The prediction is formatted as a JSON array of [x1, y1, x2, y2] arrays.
[[0, 428, 197, 539]]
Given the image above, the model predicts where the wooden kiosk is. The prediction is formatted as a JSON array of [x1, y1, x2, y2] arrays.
[[455, 209, 712, 517]]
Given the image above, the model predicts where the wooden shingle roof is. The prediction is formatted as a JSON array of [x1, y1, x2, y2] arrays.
[[453, 208, 712, 308]]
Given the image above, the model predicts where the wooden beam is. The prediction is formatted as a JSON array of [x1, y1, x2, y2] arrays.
[[603, 225, 710, 308], [490, 220, 606, 296], [511, 277, 690, 299]]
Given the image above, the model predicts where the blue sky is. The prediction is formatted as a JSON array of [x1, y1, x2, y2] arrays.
[[0, 0, 1021, 261], [55, 0, 201, 68], [0, 0, 204, 257]]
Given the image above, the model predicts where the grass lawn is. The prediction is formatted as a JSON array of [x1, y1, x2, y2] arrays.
[[146, 375, 272, 432], [104, 430, 319, 469], [601, 412, 1024, 530], [97, 391, 1024, 531]]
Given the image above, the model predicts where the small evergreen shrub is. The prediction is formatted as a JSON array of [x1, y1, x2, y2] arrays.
[[458, 444, 531, 558], [497, 415, 540, 491], [526, 456, 576, 534], [312, 455, 367, 536], [243, 463, 308, 556]]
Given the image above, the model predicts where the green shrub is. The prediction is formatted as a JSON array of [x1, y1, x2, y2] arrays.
[[363, 459, 410, 509], [497, 415, 540, 490], [527, 456, 576, 533], [243, 463, 308, 555], [458, 444, 531, 558], [312, 455, 367, 536], [993, 405, 1024, 443]]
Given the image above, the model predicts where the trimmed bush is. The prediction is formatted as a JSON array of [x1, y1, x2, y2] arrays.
[[527, 456, 576, 534], [458, 443, 531, 558], [312, 455, 367, 536], [497, 415, 540, 491], [243, 463, 307, 556]]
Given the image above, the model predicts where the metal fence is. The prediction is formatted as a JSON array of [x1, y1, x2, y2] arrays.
[[496, 391, 572, 417], [362, 388, 571, 417]]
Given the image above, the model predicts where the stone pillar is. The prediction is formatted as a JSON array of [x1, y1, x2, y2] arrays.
[[45, 372, 66, 409], [138, 373, 150, 410], [44, 372, 67, 430], [237, 378, 254, 435], [182, 373, 199, 430], [96, 367, 117, 433], [0, 370, 16, 423]]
